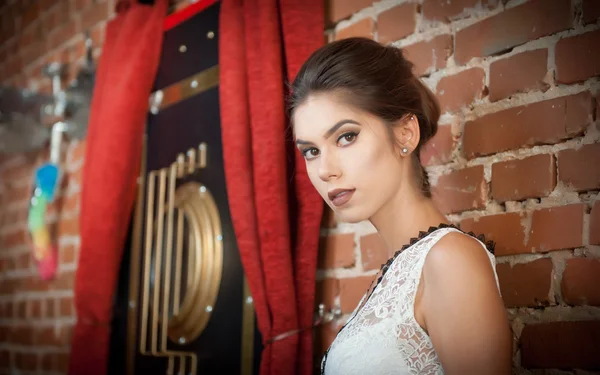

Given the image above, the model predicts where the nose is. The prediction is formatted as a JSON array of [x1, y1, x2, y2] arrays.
[[317, 151, 341, 181]]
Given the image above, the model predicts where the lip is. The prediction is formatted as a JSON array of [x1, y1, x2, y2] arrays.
[[327, 188, 356, 207]]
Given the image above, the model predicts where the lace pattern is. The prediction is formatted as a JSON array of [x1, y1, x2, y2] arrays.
[[321, 225, 498, 375]]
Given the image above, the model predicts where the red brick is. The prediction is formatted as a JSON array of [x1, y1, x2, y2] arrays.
[[34, 325, 71, 347], [422, 0, 496, 23], [432, 165, 487, 214], [15, 352, 37, 371], [319, 234, 355, 269], [21, 2, 40, 29], [527, 204, 585, 253], [521, 320, 600, 369], [326, 0, 374, 23], [55, 352, 70, 372], [317, 323, 340, 355], [42, 1, 70, 34], [420, 124, 455, 166], [315, 278, 339, 310], [49, 271, 75, 291], [40, 353, 53, 371], [339, 275, 375, 313], [463, 92, 593, 159], [30, 300, 42, 318], [9, 326, 34, 346], [45, 299, 55, 318], [460, 212, 527, 256], [80, 0, 109, 31], [561, 258, 600, 306], [496, 258, 553, 307], [583, 0, 600, 23], [557, 144, 600, 192], [491, 154, 556, 202], [334, 18, 374, 41], [1, 229, 27, 249], [360, 233, 389, 271], [0, 349, 8, 367], [57, 216, 79, 237], [72, 0, 93, 12], [59, 297, 73, 317], [591, 201, 600, 246], [436, 67, 485, 113], [49, 19, 78, 50], [489, 49, 549, 102], [556, 29, 600, 84], [455, 0, 572, 65], [377, 3, 417, 44], [403, 35, 452, 77]]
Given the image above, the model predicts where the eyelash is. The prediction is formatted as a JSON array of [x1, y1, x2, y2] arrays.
[[301, 131, 359, 159]]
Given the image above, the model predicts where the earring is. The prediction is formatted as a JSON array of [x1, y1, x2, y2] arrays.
[[401, 147, 409, 154]]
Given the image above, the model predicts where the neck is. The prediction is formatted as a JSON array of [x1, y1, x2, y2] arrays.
[[369, 183, 448, 254]]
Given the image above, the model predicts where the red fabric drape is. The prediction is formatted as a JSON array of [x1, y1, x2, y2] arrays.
[[69, 1, 166, 374], [219, 1, 324, 375]]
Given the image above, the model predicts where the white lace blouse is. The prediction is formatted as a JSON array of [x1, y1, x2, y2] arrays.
[[321, 224, 499, 375]]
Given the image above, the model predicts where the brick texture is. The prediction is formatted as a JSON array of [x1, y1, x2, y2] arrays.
[[488, 49, 549, 102], [583, 0, 600, 24], [521, 321, 600, 370], [527, 204, 585, 253], [561, 258, 600, 306], [455, 0, 572, 65], [557, 143, 600, 192], [339, 275, 375, 313], [422, 0, 496, 23], [359, 233, 389, 271], [315, 278, 340, 310], [556, 29, 600, 84], [402, 35, 452, 76], [463, 92, 593, 159], [432, 166, 487, 214], [591, 201, 600, 246], [460, 212, 527, 256], [377, 3, 418, 45], [335, 18, 374, 41], [419, 124, 455, 166], [436, 67, 485, 113], [491, 154, 556, 202], [319, 234, 356, 269], [326, 0, 375, 23], [496, 259, 553, 307]]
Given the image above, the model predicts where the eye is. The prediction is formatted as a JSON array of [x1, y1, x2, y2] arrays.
[[337, 132, 358, 146], [302, 147, 320, 160]]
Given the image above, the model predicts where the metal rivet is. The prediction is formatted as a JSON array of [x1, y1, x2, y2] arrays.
[[190, 80, 198, 88], [216, 235, 223, 241], [207, 31, 215, 39], [179, 45, 187, 53], [205, 305, 213, 313], [246, 296, 253, 304], [178, 337, 186, 344], [200, 186, 207, 193]]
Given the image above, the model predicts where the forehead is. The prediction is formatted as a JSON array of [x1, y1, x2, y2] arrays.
[[293, 93, 363, 139]]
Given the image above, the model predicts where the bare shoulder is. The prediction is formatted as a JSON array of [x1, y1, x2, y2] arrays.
[[420, 231, 512, 374], [423, 231, 496, 283]]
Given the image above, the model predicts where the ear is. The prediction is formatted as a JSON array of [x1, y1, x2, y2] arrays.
[[392, 114, 420, 156]]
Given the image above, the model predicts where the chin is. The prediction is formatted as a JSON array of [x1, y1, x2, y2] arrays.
[[333, 206, 371, 224]]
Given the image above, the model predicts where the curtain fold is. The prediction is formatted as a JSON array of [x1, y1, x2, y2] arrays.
[[219, 1, 324, 374], [69, 1, 166, 374]]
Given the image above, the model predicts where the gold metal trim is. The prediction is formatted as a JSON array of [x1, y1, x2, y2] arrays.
[[241, 278, 255, 375], [149, 65, 219, 114]]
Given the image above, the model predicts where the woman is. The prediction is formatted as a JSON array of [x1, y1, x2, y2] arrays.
[[289, 38, 512, 374]]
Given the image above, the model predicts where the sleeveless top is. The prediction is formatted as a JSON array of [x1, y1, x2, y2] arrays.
[[321, 224, 499, 375]]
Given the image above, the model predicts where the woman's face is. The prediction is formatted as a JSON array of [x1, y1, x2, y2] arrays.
[[293, 93, 409, 223]]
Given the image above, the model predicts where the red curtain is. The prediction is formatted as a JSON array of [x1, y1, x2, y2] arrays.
[[219, 1, 324, 375], [69, 1, 166, 374]]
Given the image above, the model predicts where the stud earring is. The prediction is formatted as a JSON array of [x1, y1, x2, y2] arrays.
[[401, 147, 409, 154]]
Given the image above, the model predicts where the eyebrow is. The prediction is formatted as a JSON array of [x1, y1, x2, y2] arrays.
[[295, 119, 360, 146]]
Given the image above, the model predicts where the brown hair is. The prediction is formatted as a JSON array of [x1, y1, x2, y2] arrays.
[[289, 37, 441, 198]]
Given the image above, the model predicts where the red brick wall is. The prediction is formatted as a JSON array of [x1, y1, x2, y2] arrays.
[[317, 0, 600, 372], [0, 0, 115, 373], [1, 0, 599, 374]]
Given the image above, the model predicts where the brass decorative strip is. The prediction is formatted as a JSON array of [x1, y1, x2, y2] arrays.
[[241, 277, 255, 375], [126, 134, 148, 375], [149, 65, 219, 114]]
